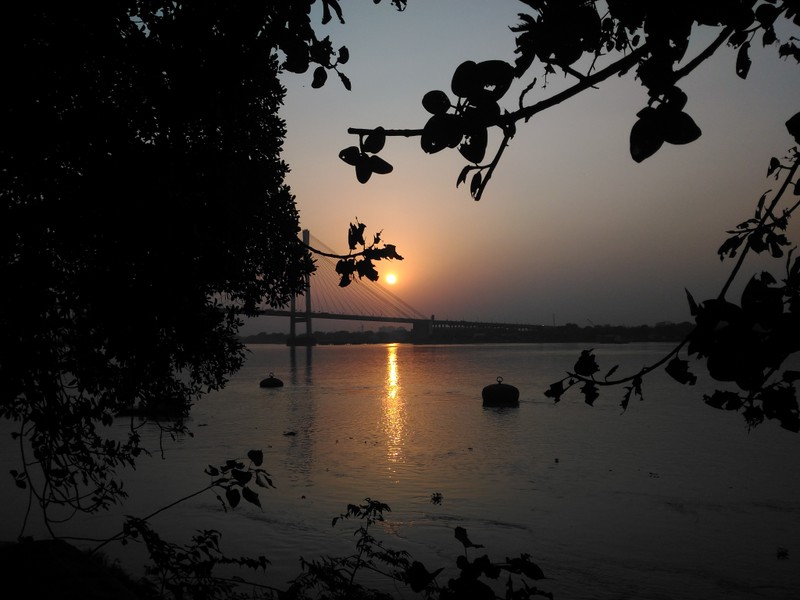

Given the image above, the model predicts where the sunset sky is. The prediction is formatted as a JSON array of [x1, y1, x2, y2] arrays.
[[268, 1, 799, 331]]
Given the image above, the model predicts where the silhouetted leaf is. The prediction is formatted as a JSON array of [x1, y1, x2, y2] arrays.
[[337, 45, 349, 64], [247, 449, 263, 466], [368, 154, 393, 175], [505, 555, 545, 580], [469, 171, 482, 199], [664, 86, 688, 111], [787, 111, 800, 144], [456, 165, 471, 188], [665, 356, 697, 385], [544, 380, 565, 402], [718, 235, 743, 260], [338, 146, 361, 166], [348, 222, 366, 249], [242, 486, 261, 508], [472, 60, 515, 101], [421, 114, 463, 153], [459, 126, 488, 163], [336, 257, 355, 275], [632, 376, 643, 401], [454, 526, 484, 548], [620, 387, 633, 411], [362, 127, 386, 153], [605, 365, 619, 380], [755, 3, 779, 27], [356, 259, 379, 281], [311, 66, 327, 88], [355, 156, 372, 183], [378, 243, 403, 260], [337, 71, 352, 90], [226, 488, 241, 508], [705, 390, 744, 411], [255, 471, 273, 488], [11, 470, 28, 489], [662, 111, 701, 145], [321, 0, 344, 25], [464, 98, 501, 127], [768, 233, 787, 258], [422, 90, 451, 115], [232, 469, 252, 485], [637, 55, 674, 96], [736, 41, 752, 79], [406, 561, 443, 592], [574, 349, 599, 376], [630, 113, 664, 162], [451, 60, 478, 98], [768, 156, 781, 176], [580, 381, 599, 406], [780, 41, 800, 62], [281, 38, 310, 73]]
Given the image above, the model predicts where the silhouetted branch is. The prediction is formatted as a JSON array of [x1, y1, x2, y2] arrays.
[[472, 131, 514, 201], [507, 47, 647, 125], [673, 26, 733, 82], [346, 127, 424, 138], [569, 338, 689, 388], [719, 155, 799, 299]]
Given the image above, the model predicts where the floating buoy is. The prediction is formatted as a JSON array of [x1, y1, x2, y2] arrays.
[[482, 376, 519, 407], [259, 373, 284, 388]]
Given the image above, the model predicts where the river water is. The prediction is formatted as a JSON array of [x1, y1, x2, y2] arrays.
[[2, 342, 799, 599]]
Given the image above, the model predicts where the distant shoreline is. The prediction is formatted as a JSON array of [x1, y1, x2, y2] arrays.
[[240, 321, 694, 346]]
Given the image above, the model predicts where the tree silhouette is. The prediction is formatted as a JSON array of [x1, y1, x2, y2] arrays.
[[0, 1, 404, 527]]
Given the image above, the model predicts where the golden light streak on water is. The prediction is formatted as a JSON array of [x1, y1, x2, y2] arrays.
[[382, 344, 406, 466]]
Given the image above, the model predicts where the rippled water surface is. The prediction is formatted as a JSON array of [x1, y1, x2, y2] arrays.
[[2, 343, 799, 599]]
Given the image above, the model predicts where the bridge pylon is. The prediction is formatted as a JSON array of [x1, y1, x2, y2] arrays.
[[288, 229, 315, 346]]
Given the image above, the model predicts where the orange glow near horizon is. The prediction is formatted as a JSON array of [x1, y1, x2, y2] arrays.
[[280, 1, 800, 327]]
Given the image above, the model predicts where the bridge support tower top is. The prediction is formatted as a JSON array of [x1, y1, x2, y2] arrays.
[[288, 229, 314, 346]]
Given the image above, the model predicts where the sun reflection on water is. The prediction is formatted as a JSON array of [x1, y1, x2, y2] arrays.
[[382, 344, 406, 465]]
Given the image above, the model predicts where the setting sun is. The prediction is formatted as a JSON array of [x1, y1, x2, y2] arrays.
[[385, 273, 397, 285]]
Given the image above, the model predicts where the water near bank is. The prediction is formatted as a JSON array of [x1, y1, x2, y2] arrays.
[[2, 343, 798, 599]]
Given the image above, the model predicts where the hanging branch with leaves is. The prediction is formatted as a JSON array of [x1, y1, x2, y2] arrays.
[[341, 1, 800, 199], [297, 220, 404, 288], [544, 115, 800, 432]]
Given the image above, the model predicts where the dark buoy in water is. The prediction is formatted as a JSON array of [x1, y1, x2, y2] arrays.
[[482, 376, 519, 407], [260, 373, 284, 388]]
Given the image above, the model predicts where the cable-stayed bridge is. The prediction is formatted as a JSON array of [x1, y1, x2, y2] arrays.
[[259, 230, 542, 345]]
